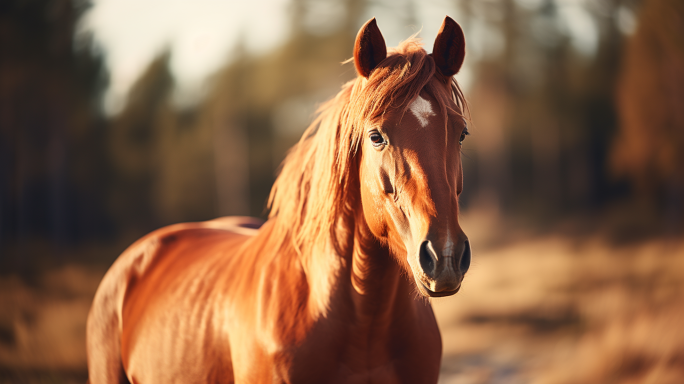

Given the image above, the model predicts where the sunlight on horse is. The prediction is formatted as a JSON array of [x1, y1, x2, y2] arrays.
[[87, 16, 471, 383]]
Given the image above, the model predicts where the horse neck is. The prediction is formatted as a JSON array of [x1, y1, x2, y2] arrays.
[[346, 214, 417, 324], [295, 205, 416, 327]]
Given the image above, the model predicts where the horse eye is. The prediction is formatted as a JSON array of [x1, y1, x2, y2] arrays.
[[459, 129, 469, 145], [369, 131, 385, 148]]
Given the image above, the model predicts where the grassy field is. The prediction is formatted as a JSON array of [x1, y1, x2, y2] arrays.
[[1, 213, 683, 383]]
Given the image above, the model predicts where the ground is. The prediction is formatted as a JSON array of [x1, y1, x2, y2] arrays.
[[1, 211, 683, 383]]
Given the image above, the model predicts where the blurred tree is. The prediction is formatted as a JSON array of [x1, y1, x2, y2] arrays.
[[611, 0, 684, 231], [108, 52, 216, 241], [201, 0, 365, 216], [459, 0, 638, 224], [108, 52, 173, 237], [103, 0, 370, 244], [0, 0, 109, 267]]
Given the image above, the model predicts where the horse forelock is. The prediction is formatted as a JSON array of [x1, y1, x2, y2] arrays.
[[267, 37, 468, 259]]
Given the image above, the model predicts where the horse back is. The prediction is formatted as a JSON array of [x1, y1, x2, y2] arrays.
[[86, 216, 261, 384]]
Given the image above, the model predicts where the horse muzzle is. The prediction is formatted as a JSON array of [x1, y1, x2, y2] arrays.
[[412, 239, 471, 298]]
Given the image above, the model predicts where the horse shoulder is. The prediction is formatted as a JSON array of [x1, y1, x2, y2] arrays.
[[88, 217, 261, 383], [94, 217, 259, 321]]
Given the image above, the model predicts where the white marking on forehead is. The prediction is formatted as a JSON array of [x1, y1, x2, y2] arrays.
[[409, 95, 436, 128]]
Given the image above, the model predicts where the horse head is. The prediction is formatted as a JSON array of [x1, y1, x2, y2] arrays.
[[353, 17, 470, 298]]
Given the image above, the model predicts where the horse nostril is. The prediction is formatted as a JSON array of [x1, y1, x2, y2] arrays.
[[460, 240, 471, 273], [419, 240, 436, 276]]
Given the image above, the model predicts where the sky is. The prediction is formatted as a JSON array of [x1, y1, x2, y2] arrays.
[[83, 0, 291, 113]]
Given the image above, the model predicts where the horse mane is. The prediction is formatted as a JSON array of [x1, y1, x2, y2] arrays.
[[267, 37, 468, 257]]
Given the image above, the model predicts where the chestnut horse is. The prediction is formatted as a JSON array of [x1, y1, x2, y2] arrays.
[[87, 16, 471, 384]]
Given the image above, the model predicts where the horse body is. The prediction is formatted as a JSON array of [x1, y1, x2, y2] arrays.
[[88, 218, 440, 383], [88, 17, 470, 384]]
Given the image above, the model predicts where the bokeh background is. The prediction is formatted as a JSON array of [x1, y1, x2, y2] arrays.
[[1, 0, 684, 382]]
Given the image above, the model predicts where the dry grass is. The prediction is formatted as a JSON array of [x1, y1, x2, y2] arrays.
[[435, 210, 684, 383], [0, 265, 105, 382]]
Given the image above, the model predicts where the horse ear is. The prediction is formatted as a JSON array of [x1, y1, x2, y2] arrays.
[[354, 18, 387, 78], [432, 16, 466, 77]]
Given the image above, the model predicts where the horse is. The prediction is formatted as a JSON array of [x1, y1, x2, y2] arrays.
[[86, 16, 471, 384]]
